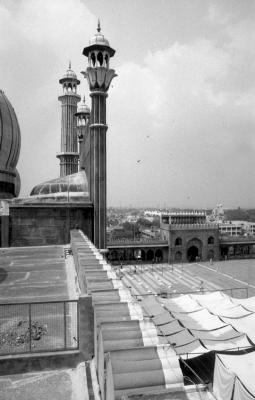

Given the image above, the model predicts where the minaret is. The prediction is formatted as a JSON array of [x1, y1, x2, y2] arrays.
[[57, 62, 81, 177], [75, 96, 91, 180], [82, 21, 116, 249]]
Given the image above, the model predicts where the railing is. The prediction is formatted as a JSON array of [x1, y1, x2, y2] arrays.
[[169, 223, 218, 230], [131, 287, 248, 299], [0, 300, 79, 356], [108, 238, 168, 246], [220, 235, 255, 243]]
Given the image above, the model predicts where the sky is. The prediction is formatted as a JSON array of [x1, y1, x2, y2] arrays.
[[0, 0, 255, 208]]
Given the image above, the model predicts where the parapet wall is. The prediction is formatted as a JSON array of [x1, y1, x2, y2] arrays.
[[9, 205, 93, 247]]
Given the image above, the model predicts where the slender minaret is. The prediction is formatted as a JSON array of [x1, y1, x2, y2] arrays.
[[82, 21, 116, 249], [57, 62, 81, 177], [75, 96, 91, 182]]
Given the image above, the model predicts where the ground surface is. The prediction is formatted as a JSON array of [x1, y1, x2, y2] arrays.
[[0, 246, 69, 303], [0, 363, 88, 400], [116, 259, 255, 298]]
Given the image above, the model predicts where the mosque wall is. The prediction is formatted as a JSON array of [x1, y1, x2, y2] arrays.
[[9, 205, 93, 247]]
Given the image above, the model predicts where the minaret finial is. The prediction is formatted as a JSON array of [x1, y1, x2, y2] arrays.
[[97, 19, 101, 33], [69, 60, 71, 69]]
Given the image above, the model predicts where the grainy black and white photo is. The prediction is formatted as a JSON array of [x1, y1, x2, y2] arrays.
[[0, 1, 255, 399]]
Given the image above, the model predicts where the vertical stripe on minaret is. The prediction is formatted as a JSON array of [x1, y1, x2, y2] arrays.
[[57, 64, 81, 177], [83, 22, 116, 250]]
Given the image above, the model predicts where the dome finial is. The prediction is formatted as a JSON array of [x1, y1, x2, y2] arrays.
[[97, 19, 101, 33], [69, 60, 71, 70]]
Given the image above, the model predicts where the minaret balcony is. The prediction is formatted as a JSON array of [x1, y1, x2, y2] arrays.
[[56, 152, 79, 158], [85, 67, 117, 91]]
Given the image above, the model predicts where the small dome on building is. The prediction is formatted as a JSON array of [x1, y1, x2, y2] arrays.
[[64, 68, 77, 80], [0, 90, 21, 199], [89, 21, 110, 47], [77, 96, 90, 114], [26, 170, 90, 203], [83, 20, 115, 57], [60, 62, 80, 84]]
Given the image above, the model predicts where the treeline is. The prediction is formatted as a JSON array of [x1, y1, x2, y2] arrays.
[[225, 208, 255, 222], [110, 217, 160, 240]]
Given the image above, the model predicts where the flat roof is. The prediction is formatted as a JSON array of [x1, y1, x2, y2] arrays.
[[0, 245, 71, 304]]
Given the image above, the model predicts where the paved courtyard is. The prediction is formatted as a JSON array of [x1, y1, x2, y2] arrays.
[[115, 258, 255, 298]]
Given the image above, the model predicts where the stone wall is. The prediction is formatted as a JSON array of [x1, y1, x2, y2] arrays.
[[9, 205, 93, 247]]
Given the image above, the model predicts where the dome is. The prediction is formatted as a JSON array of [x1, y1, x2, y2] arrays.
[[77, 96, 90, 114], [83, 21, 115, 57], [26, 170, 90, 203], [89, 29, 110, 47], [63, 68, 77, 80], [0, 90, 21, 199], [59, 62, 80, 83]]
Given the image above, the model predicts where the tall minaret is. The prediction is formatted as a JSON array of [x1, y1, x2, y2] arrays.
[[75, 96, 91, 180], [82, 21, 116, 249], [57, 63, 81, 177]]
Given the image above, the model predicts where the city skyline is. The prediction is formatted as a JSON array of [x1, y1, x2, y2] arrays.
[[0, 0, 254, 208]]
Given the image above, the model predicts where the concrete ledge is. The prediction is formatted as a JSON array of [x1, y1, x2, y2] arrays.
[[0, 349, 82, 375]]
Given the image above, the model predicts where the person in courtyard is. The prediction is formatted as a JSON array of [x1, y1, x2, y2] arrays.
[[199, 280, 204, 293]]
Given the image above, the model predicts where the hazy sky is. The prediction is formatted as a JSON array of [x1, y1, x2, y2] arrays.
[[1, 0, 255, 208]]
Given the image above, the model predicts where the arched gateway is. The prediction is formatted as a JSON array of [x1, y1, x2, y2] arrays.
[[187, 238, 203, 262]]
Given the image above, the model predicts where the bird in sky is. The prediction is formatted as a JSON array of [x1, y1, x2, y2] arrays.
[[137, 160, 141, 163]]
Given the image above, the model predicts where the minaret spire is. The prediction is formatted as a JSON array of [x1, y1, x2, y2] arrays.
[[97, 19, 101, 32]]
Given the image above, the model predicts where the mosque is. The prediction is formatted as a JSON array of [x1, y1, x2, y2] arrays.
[[1, 22, 255, 400], [0, 21, 115, 251]]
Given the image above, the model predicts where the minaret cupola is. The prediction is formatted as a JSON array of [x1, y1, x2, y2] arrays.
[[59, 61, 80, 94], [82, 20, 116, 91]]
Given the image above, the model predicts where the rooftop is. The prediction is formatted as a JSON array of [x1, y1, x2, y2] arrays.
[[0, 245, 77, 303]]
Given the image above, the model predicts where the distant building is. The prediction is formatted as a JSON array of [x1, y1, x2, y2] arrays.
[[160, 211, 219, 262], [219, 221, 255, 236]]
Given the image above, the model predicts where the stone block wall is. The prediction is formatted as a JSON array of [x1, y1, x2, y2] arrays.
[[8, 205, 93, 247]]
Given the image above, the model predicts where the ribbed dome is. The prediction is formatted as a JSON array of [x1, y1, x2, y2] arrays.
[[0, 90, 21, 198], [77, 96, 90, 114], [59, 62, 80, 85], [83, 21, 115, 57], [89, 30, 110, 47], [63, 67, 77, 80], [28, 171, 90, 203]]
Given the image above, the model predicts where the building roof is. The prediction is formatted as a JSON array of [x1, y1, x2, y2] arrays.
[[12, 171, 90, 204]]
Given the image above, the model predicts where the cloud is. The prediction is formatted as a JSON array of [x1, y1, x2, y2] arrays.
[[0, 0, 96, 195], [108, 18, 255, 207], [0, 0, 254, 208]]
